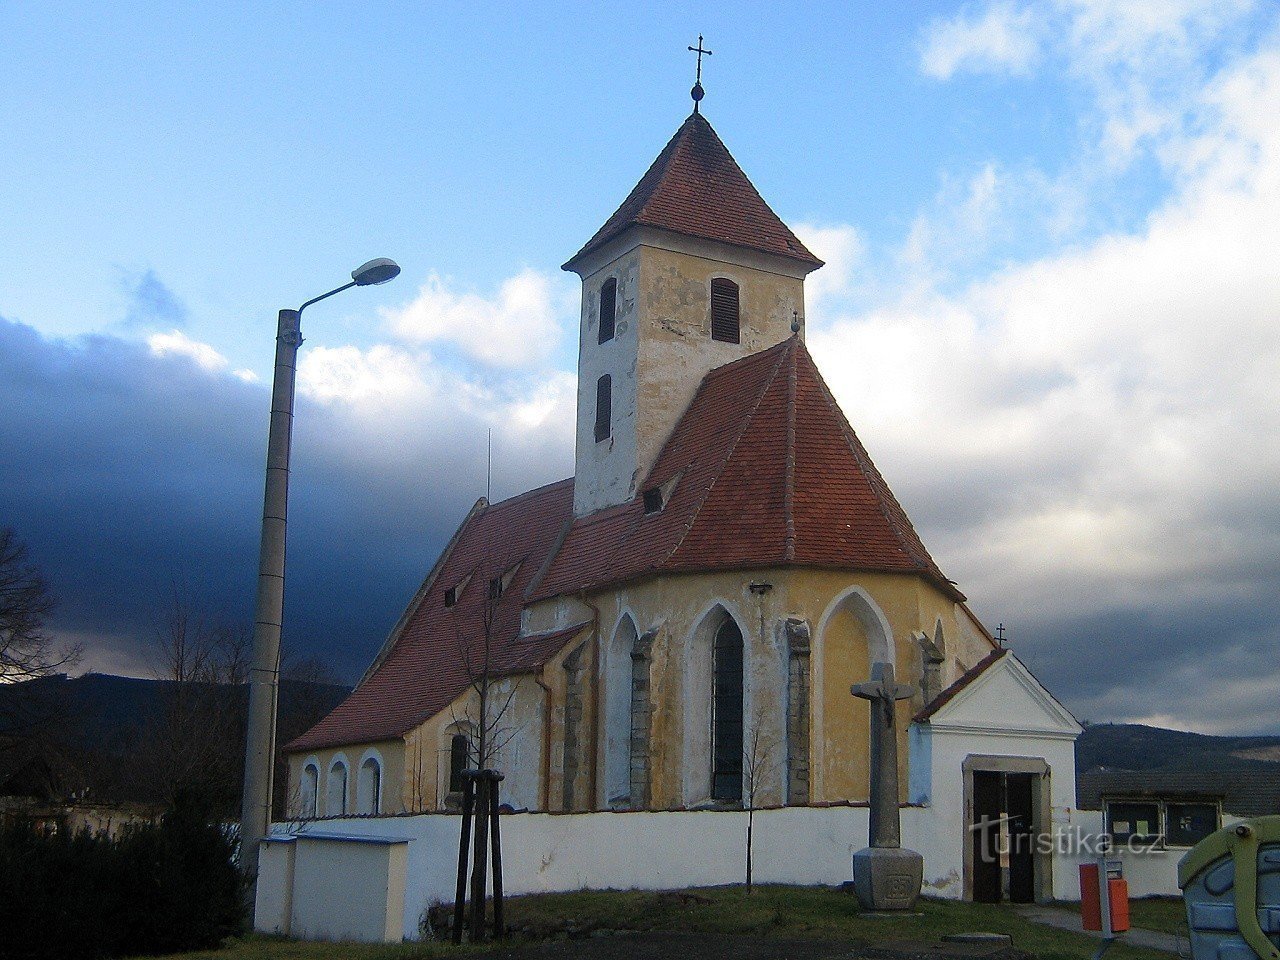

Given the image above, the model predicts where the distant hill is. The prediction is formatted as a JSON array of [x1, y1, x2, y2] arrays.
[[0, 672, 349, 745], [1077, 723, 1280, 775], [1076, 723, 1280, 816], [0, 672, 349, 813]]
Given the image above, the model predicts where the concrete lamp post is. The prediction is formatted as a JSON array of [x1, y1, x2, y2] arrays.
[[240, 258, 401, 899]]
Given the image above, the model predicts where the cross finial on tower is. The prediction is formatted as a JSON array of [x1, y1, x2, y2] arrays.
[[688, 34, 712, 112]]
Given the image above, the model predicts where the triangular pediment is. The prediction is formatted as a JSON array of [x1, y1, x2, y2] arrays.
[[925, 652, 1082, 739]]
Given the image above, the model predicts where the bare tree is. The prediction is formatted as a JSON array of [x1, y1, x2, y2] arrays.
[[0, 527, 77, 687], [449, 580, 522, 774], [742, 703, 778, 892], [0, 528, 80, 777], [137, 584, 251, 814]]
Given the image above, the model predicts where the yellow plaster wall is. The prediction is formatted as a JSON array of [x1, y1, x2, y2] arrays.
[[287, 569, 994, 819], [285, 739, 405, 819], [633, 246, 804, 483], [584, 567, 996, 810]]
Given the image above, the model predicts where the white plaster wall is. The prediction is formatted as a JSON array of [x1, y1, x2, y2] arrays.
[[268, 805, 1009, 941], [254, 838, 295, 935], [573, 253, 641, 516], [910, 726, 1080, 900], [288, 837, 406, 942], [1055, 808, 1246, 899]]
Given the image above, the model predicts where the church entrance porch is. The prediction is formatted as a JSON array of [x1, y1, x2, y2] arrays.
[[964, 756, 1050, 904]]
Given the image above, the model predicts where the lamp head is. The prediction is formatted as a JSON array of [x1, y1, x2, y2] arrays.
[[351, 258, 401, 286]]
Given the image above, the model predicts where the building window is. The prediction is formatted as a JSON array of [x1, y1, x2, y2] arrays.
[[488, 576, 503, 601], [711, 618, 744, 803], [1167, 803, 1218, 847], [710, 278, 740, 344], [301, 762, 319, 818], [598, 277, 617, 344], [357, 756, 381, 815], [594, 375, 612, 442], [327, 760, 348, 816], [1105, 798, 1219, 847], [449, 733, 469, 793], [444, 586, 458, 607]]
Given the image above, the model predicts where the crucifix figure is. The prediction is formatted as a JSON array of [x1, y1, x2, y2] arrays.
[[688, 35, 712, 111], [850, 661, 924, 910]]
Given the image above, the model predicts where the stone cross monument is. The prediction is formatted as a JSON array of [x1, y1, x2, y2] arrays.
[[850, 661, 924, 910]]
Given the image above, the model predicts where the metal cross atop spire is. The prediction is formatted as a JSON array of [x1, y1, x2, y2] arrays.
[[688, 34, 712, 112]]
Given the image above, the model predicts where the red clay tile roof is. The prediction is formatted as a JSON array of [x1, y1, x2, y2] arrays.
[[564, 112, 823, 272], [286, 479, 588, 753], [530, 336, 960, 601], [914, 648, 1009, 722]]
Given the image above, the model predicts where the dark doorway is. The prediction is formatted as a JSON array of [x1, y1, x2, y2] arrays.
[[1006, 772, 1036, 904], [971, 771, 1002, 903], [970, 768, 1039, 903]]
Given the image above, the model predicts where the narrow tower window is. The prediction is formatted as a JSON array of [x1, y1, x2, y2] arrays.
[[710, 278, 740, 344], [594, 374, 612, 442], [598, 277, 617, 344]]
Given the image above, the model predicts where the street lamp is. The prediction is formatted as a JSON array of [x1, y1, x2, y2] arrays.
[[240, 258, 401, 897]]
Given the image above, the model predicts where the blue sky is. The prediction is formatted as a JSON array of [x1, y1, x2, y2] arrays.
[[3, 1, 1279, 733]]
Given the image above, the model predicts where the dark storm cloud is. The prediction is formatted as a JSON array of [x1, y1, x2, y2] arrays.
[[0, 317, 483, 680]]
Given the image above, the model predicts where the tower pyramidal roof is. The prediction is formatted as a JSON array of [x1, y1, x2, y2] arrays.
[[564, 112, 824, 272]]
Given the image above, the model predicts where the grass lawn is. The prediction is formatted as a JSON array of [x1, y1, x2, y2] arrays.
[[144, 886, 1175, 960]]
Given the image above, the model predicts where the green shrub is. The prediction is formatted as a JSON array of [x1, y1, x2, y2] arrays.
[[0, 793, 245, 959]]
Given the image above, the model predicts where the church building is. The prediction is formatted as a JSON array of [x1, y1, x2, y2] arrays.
[[283, 104, 1081, 906]]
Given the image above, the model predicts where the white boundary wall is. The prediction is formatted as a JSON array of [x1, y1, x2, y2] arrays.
[[261, 805, 993, 942]]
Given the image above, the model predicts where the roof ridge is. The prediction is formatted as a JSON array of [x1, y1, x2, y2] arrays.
[[794, 342, 958, 597], [485, 476, 574, 512], [783, 336, 798, 562], [658, 339, 797, 570]]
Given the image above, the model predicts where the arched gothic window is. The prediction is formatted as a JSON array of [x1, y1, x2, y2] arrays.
[[598, 277, 617, 344], [327, 760, 348, 816], [711, 618, 744, 802], [301, 762, 319, 818], [710, 278, 740, 344], [357, 756, 381, 815]]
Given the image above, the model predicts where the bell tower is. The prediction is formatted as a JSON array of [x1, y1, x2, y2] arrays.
[[563, 110, 824, 516]]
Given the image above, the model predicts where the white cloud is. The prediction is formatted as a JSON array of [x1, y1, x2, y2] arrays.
[[809, 37, 1280, 731], [147, 329, 228, 372], [381, 268, 571, 368], [792, 223, 865, 316], [297, 340, 576, 486], [921, 2, 1040, 79]]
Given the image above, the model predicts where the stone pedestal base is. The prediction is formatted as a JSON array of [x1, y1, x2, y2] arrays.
[[851, 846, 924, 911]]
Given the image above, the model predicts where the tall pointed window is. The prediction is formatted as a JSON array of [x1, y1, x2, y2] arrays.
[[711, 618, 744, 802], [710, 278, 740, 344], [594, 374, 612, 442], [598, 277, 617, 344]]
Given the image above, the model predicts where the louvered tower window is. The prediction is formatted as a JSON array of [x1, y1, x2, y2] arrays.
[[594, 375, 612, 442], [598, 277, 617, 344], [710, 278, 740, 344]]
